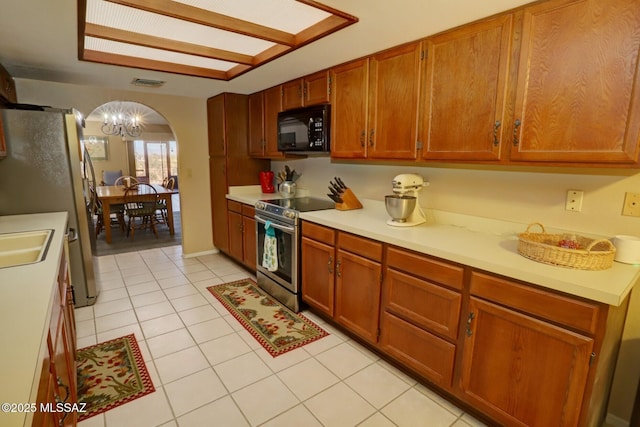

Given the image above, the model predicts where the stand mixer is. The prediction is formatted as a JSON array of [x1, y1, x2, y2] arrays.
[[385, 174, 428, 226]]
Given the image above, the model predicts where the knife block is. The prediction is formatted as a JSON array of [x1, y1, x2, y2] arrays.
[[335, 188, 363, 210]]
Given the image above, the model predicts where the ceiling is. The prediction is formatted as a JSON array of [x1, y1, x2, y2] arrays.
[[0, 0, 534, 99]]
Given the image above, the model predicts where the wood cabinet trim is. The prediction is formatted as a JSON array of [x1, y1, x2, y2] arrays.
[[302, 221, 336, 245], [337, 231, 383, 261], [386, 246, 464, 290]]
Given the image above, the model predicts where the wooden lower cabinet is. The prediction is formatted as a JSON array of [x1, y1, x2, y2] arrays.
[[380, 247, 463, 388], [227, 200, 257, 270], [301, 222, 382, 344], [300, 223, 628, 427], [33, 244, 77, 427], [301, 230, 336, 317], [460, 296, 593, 427]]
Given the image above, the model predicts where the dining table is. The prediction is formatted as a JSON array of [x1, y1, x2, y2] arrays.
[[96, 184, 178, 244]]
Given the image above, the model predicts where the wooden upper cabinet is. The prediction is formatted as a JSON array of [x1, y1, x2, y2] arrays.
[[207, 95, 226, 157], [419, 15, 514, 161], [304, 70, 331, 106], [0, 114, 6, 159], [330, 58, 370, 159], [263, 85, 284, 158], [368, 42, 421, 160], [282, 71, 330, 111], [0, 64, 17, 105], [509, 0, 640, 165], [282, 79, 304, 111], [248, 92, 265, 157]]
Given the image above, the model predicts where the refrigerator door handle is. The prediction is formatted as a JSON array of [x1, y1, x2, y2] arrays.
[[67, 228, 79, 242]]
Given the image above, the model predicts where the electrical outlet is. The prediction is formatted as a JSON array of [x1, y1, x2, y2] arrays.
[[622, 192, 640, 217], [565, 190, 583, 212]]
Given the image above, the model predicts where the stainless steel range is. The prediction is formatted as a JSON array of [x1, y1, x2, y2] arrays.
[[254, 197, 335, 312]]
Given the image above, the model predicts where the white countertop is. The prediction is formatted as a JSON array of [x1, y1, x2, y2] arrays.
[[228, 187, 640, 306], [0, 212, 68, 427]]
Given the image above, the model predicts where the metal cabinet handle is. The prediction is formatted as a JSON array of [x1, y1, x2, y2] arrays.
[[328, 256, 333, 273], [493, 120, 501, 146], [513, 119, 521, 146], [465, 312, 475, 337], [360, 130, 365, 147], [369, 129, 375, 147], [336, 259, 342, 277]]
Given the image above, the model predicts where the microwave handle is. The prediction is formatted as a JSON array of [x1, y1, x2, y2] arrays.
[[308, 118, 313, 145]]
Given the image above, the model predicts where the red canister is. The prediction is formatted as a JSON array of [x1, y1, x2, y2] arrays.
[[259, 171, 275, 193]]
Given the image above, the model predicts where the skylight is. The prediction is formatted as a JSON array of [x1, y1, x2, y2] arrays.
[[78, 0, 358, 80]]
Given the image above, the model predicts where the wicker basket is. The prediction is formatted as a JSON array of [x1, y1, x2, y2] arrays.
[[518, 223, 615, 270]]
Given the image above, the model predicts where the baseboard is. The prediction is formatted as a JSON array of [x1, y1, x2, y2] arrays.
[[606, 413, 630, 427], [182, 248, 219, 258]]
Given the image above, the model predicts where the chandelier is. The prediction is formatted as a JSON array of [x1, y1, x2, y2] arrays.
[[101, 111, 143, 139]]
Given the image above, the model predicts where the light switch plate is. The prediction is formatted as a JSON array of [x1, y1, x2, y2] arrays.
[[622, 192, 640, 217], [565, 190, 583, 212]]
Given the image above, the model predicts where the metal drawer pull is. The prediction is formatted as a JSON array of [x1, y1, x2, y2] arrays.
[[465, 312, 475, 337], [328, 256, 333, 273], [336, 259, 342, 277], [513, 119, 521, 146], [493, 120, 501, 146]]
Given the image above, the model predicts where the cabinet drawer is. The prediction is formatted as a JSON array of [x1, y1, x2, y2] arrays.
[[470, 271, 601, 335], [227, 200, 242, 213], [241, 204, 255, 217], [384, 268, 461, 341], [379, 311, 456, 388], [338, 232, 383, 261], [302, 221, 335, 245], [387, 246, 464, 290]]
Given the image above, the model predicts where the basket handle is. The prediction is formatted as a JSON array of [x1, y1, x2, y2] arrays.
[[585, 239, 616, 252], [525, 222, 545, 233]]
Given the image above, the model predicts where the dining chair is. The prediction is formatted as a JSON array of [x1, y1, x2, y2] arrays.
[[101, 170, 123, 186], [123, 183, 159, 240], [114, 175, 139, 187], [156, 177, 175, 225]]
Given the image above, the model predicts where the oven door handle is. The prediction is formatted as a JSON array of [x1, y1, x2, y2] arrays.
[[254, 215, 296, 233]]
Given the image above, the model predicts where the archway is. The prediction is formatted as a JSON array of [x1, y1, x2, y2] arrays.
[[85, 101, 182, 255]]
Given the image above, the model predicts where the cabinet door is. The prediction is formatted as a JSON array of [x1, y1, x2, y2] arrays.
[[242, 215, 256, 270], [248, 92, 266, 157], [330, 59, 369, 159], [228, 209, 243, 263], [301, 236, 335, 317], [334, 249, 381, 344], [368, 43, 421, 159], [210, 157, 229, 253], [420, 15, 514, 161], [304, 71, 330, 106], [282, 79, 304, 111], [263, 85, 284, 158], [510, 0, 640, 164], [460, 297, 594, 427], [207, 95, 226, 157]]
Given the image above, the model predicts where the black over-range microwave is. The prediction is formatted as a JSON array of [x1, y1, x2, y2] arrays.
[[277, 104, 330, 152]]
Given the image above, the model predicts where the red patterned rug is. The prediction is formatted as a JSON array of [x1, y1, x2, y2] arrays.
[[76, 334, 155, 421], [207, 279, 328, 357]]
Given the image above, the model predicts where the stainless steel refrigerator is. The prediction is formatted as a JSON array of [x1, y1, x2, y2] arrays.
[[0, 107, 98, 307]]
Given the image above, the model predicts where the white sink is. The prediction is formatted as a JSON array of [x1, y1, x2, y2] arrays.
[[0, 229, 54, 268]]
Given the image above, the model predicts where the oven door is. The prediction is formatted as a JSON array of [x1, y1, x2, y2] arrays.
[[255, 214, 298, 292]]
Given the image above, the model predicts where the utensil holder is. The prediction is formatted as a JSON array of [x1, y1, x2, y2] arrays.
[[335, 189, 363, 210]]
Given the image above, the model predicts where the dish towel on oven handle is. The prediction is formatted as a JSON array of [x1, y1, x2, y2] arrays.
[[262, 221, 278, 272]]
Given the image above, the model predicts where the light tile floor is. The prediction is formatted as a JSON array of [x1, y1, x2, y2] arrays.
[[76, 246, 488, 427]]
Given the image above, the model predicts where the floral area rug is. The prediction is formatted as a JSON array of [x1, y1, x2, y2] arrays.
[[76, 334, 155, 421], [207, 279, 328, 357]]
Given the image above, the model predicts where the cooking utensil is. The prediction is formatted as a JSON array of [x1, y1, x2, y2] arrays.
[[336, 177, 347, 189], [330, 181, 344, 194]]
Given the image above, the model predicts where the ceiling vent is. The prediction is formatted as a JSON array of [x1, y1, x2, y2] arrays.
[[131, 78, 166, 88]]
